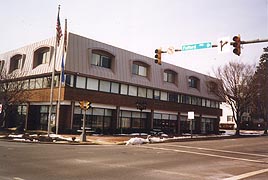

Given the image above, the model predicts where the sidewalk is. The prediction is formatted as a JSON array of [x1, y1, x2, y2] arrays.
[[0, 130, 266, 145]]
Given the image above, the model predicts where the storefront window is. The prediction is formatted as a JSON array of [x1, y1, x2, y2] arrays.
[[201, 118, 214, 133], [121, 117, 131, 128]]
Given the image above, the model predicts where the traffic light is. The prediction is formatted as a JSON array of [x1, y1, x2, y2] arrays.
[[79, 101, 91, 110], [232, 35, 241, 56], [79, 101, 84, 109], [154, 48, 162, 65], [85, 101, 91, 110]]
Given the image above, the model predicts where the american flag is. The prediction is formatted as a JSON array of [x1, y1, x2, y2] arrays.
[[56, 8, 62, 46]]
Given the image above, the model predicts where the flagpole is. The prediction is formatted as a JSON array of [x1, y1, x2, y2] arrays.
[[56, 19, 67, 134], [48, 5, 61, 136]]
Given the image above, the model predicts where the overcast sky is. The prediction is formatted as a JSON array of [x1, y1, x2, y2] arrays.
[[1, 0, 268, 75]]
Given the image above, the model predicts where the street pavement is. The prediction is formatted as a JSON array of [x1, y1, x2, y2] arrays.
[[0, 136, 267, 180]]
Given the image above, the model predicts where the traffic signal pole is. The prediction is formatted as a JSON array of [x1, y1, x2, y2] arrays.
[[157, 37, 268, 59], [239, 38, 268, 45]]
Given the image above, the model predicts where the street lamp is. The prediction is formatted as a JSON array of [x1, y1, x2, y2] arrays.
[[136, 101, 147, 136]]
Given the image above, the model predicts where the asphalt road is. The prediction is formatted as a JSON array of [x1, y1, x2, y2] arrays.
[[0, 136, 268, 180]]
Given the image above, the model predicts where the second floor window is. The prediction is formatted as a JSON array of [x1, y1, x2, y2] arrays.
[[9, 54, 24, 73], [164, 70, 176, 83], [33, 47, 51, 69], [132, 64, 147, 77], [91, 53, 112, 68], [188, 76, 199, 89]]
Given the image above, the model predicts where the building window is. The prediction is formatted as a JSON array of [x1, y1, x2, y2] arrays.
[[92, 54, 111, 68], [188, 76, 200, 89], [154, 90, 160, 100], [132, 62, 148, 77], [111, 82, 119, 94], [120, 84, 128, 95], [76, 76, 86, 89], [129, 85, 137, 96], [201, 118, 214, 133], [186, 95, 191, 104], [65, 74, 74, 87], [9, 54, 25, 73], [138, 87, 147, 98], [147, 89, 153, 99], [160, 91, 168, 101], [211, 101, 216, 108], [164, 70, 176, 83], [40, 105, 56, 131], [99, 80, 110, 92], [91, 50, 114, 69], [0, 60, 5, 72], [35, 78, 43, 89], [43, 77, 52, 88], [206, 99, 211, 107], [168, 92, 178, 102], [87, 78, 99, 90], [33, 47, 51, 68], [227, 116, 234, 122]]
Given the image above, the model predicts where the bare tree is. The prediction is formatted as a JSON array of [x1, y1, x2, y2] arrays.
[[212, 61, 255, 135], [0, 69, 30, 129]]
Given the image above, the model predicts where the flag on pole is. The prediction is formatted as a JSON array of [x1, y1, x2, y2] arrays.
[[61, 19, 67, 84], [56, 6, 62, 46], [63, 19, 67, 52], [61, 56, 65, 83]]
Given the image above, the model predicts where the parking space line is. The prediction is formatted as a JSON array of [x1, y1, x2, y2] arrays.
[[141, 146, 267, 164], [222, 168, 268, 180], [164, 144, 268, 158]]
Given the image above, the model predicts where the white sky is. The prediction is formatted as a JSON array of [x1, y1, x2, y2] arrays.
[[1, 0, 268, 75]]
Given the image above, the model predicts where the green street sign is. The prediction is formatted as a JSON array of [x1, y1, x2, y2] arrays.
[[182, 42, 212, 51]]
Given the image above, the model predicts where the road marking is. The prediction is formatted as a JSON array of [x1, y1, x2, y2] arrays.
[[141, 146, 267, 164], [223, 168, 268, 180], [164, 144, 268, 158]]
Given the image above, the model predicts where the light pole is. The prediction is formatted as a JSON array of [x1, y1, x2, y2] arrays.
[[79, 101, 91, 142], [136, 101, 147, 136]]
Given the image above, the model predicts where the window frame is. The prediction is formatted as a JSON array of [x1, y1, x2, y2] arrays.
[[33, 47, 51, 69], [9, 54, 25, 73], [132, 61, 149, 77], [188, 76, 200, 89], [164, 70, 176, 83], [91, 49, 114, 69]]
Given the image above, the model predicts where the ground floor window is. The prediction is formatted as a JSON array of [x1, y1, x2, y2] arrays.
[[201, 118, 214, 134], [118, 110, 147, 133], [17, 105, 27, 128], [153, 113, 177, 133], [73, 107, 113, 133], [40, 105, 56, 131], [180, 116, 196, 133]]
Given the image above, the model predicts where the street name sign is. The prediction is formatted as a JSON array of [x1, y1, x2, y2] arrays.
[[182, 42, 212, 51]]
